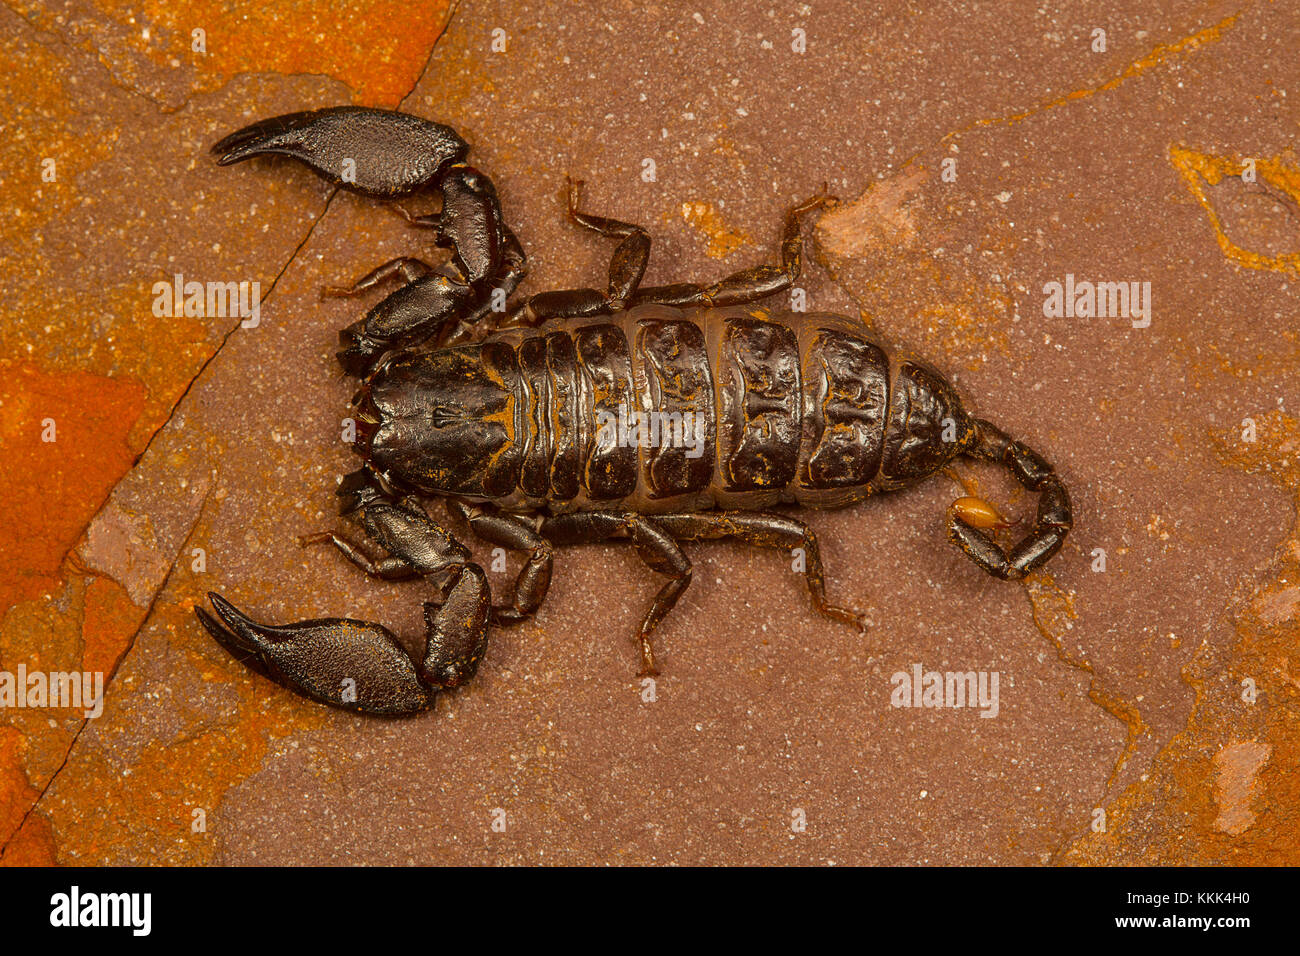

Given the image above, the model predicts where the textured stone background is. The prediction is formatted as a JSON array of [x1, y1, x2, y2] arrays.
[[1, 0, 1296, 865]]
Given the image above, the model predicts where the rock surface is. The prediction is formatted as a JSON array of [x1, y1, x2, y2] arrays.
[[1, 0, 1296, 865]]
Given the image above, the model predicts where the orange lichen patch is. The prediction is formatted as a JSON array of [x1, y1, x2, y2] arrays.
[[81, 576, 142, 680], [10, 0, 454, 108], [0, 728, 57, 867], [1168, 145, 1300, 276], [0, 571, 118, 861], [23, 596, 323, 865], [0, 363, 145, 617], [680, 201, 751, 259], [0, 272, 225, 452], [166, 0, 453, 106], [0, 29, 119, 245], [1024, 572, 1149, 795], [1063, 411, 1300, 864], [0, 728, 39, 851], [0, 812, 56, 866], [89, 283, 211, 452], [0, 580, 91, 795], [0, 507, 202, 861]]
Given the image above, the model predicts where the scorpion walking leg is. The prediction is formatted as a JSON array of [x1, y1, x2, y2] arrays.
[[503, 181, 833, 327], [629, 187, 834, 309], [541, 512, 692, 677], [654, 511, 868, 631], [564, 177, 651, 302], [947, 419, 1073, 580], [447, 502, 555, 625], [494, 176, 654, 328], [196, 472, 494, 715], [322, 257, 433, 297], [297, 529, 420, 580]]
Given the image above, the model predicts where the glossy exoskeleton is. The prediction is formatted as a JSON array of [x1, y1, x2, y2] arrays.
[[198, 107, 1072, 716]]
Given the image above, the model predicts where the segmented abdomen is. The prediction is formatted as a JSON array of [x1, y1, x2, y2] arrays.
[[360, 304, 972, 513], [497, 304, 971, 513]]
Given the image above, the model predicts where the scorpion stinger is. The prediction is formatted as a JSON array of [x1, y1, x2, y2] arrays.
[[947, 419, 1073, 580], [197, 470, 492, 715]]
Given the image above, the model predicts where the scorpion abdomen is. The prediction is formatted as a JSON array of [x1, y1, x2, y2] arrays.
[[357, 305, 975, 516]]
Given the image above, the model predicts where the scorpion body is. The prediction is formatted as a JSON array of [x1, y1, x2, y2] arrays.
[[197, 107, 1071, 716], [362, 306, 975, 515]]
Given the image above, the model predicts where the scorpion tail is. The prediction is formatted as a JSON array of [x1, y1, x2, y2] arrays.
[[197, 592, 438, 716], [947, 419, 1072, 580], [211, 106, 470, 198]]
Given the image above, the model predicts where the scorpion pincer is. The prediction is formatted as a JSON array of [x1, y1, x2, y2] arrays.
[[197, 107, 1072, 717]]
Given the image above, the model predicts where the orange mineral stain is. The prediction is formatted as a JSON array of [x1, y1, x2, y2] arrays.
[[817, 165, 1012, 369], [1063, 411, 1300, 864], [10, 0, 454, 108], [23, 597, 324, 865], [1024, 572, 1149, 798], [958, 14, 1239, 138], [0, 28, 119, 245], [80, 576, 143, 681], [0, 363, 145, 618], [680, 201, 752, 259], [155, 0, 454, 106], [0, 729, 57, 866], [1168, 145, 1300, 276]]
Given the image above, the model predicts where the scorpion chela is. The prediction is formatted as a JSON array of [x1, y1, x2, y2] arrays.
[[197, 107, 1072, 716]]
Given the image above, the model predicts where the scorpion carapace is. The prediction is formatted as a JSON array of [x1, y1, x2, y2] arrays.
[[198, 106, 1072, 717]]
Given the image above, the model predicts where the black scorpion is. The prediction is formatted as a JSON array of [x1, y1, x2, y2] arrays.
[[197, 107, 1072, 716]]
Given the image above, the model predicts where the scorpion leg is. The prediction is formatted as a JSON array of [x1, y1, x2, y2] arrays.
[[947, 419, 1073, 580], [504, 184, 833, 326], [493, 177, 651, 328], [541, 512, 692, 677], [564, 177, 651, 302], [335, 229, 526, 375], [447, 502, 555, 625], [629, 187, 834, 308], [488, 176, 657, 328], [323, 257, 434, 298], [654, 511, 868, 631], [297, 530, 421, 580], [196, 471, 493, 715]]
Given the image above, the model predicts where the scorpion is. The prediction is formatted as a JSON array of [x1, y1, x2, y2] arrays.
[[197, 107, 1072, 717]]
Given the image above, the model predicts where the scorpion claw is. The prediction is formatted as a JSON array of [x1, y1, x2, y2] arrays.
[[197, 592, 438, 716], [212, 107, 470, 198], [419, 564, 491, 689]]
